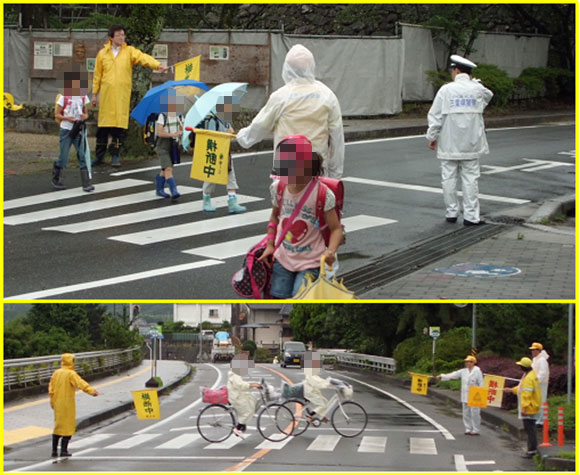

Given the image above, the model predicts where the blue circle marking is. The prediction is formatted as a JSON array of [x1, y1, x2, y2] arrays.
[[433, 262, 521, 278]]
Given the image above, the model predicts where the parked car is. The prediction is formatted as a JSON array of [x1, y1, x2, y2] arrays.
[[281, 341, 306, 368]]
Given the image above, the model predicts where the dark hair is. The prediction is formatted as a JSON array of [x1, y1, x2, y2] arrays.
[[455, 64, 472, 75], [108, 24, 126, 38], [520, 366, 532, 373], [311, 152, 322, 177]]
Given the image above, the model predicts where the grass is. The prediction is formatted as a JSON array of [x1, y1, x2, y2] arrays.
[[544, 395, 575, 431]]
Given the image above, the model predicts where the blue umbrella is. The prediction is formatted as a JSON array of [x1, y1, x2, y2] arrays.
[[182, 82, 248, 151], [130, 79, 209, 126]]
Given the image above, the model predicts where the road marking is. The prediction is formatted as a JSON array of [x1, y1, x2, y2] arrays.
[[11, 448, 97, 472], [3, 426, 53, 446], [4, 186, 201, 225], [155, 434, 201, 449], [343, 177, 530, 204], [454, 454, 496, 472], [3, 179, 150, 210], [254, 437, 294, 450], [307, 434, 342, 451], [105, 433, 162, 449], [336, 374, 455, 440], [482, 158, 573, 175], [5, 260, 223, 300], [181, 215, 397, 259], [109, 209, 272, 245], [42, 194, 263, 233], [70, 434, 116, 449], [358, 436, 387, 453], [205, 435, 245, 450], [410, 437, 437, 455]]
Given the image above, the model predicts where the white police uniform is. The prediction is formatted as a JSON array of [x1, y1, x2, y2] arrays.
[[426, 55, 493, 224]]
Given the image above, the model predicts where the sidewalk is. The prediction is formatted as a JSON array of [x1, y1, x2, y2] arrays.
[[3, 360, 191, 447]]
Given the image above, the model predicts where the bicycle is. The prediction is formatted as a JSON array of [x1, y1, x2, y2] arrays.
[[196, 383, 295, 443], [281, 380, 368, 438]]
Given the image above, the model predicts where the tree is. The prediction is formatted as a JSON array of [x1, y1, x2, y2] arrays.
[[100, 315, 142, 349]]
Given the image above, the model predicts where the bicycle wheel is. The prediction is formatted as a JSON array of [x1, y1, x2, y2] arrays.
[[197, 404, 234, 443], [283, 399, 310, 436], [331, 401, 368, 438], [257, 403, 294, 442]]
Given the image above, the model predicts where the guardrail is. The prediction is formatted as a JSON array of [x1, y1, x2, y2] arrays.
[[4, 347, 141, 391], [318, 349, 396, 374]]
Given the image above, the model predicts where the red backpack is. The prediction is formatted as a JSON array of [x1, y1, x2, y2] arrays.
[[276, 177, 344, 246]]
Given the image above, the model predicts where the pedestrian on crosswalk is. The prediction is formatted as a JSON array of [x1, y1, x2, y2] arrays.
[[426, 55, 493, 226], [258, 135, 343, 299], [49, 353, 99, 457], [435, 355, 483, 435], [236, 44, 345, 180]]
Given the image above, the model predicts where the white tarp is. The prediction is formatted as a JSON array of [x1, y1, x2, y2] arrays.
[[270, 33, 404, 116], [400, 25, 437, 101]]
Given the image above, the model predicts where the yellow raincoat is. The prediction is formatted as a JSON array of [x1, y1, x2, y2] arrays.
[[48, 354, 97, 436], [92, 40, 160, 129]]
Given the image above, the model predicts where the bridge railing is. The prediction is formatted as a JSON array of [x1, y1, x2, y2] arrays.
[[317, 349, 397, 374], [4, 347, 141, 391]]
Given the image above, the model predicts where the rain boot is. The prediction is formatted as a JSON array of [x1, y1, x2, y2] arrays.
[[228, 195, 247, 214], [60, 436, 72, 457], [155, 175, 170, 198], [52, 163, 66, 190], [111, 155, 121, 167], [203, 195, 216, 212], [80, 168, 95, 192], [51, 435, 61, 457], [166, 177, 180, 201]]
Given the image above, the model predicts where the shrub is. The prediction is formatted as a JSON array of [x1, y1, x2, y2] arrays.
[[425, 70, 451, 94], [253, 348, 271, 363], [519, 67, 575, 100], [393, 335, 431, 372], [472, 64, 514, 108], [242, 340, 257, 357]]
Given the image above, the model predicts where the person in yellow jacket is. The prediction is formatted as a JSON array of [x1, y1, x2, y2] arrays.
[[510, 357, 541, 458], [91, 24, 169, 167], [48, 353, 99, 457]]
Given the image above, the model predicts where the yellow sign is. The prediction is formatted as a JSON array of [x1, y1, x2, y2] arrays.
[[467, 386, 488, 408], [483, 374, 506, 408], [410, 373, 429, 396], [174, 55, 200, 81], [132, 389, 161, 420], [190, 128, 234, 185], [4, 92, 23, 111]]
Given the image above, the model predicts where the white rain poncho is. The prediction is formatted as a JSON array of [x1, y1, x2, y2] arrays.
[[532, 350, 550, 423], [303, 373, 333, 417], [227, 370, 258, 425], [426, 73, 493, 160], [236, 44, 345, 179]]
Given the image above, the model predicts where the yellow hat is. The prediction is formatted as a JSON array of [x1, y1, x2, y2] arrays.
[[516, 357, 533, 368], [529, 342, 543, 351], [464, 355, 477, 363]]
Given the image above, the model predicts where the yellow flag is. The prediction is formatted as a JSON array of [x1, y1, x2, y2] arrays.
[[483, 374, 505, 408], [410, 373, 429, 396], [190, 128, 234, 185], [174, 55, 200, 81], [467, 386, 488, 408], [4, 92, 23, 111], [132, 389, 161, 420]]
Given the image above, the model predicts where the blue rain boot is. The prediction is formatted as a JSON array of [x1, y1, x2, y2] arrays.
[[203, 195, 216, 212], [228, 195, 247, 214], [155, 175, 170, 198], [166, 177, 180, 201], [111, 155, 121, 167]]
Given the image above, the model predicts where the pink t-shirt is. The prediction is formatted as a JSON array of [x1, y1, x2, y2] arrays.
[[270, 179, 335, 272]]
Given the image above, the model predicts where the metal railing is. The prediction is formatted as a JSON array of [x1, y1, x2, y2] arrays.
[[318, 350, 397, 374], [4, 347, 141, 391]]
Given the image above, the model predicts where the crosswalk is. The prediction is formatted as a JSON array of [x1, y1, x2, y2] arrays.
[[70, 431, 439, 456]]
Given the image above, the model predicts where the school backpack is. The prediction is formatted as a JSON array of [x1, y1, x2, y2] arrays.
[[276, 177, 345, 246], [144, 113, 184, 149], [54, 94, 72, 125]]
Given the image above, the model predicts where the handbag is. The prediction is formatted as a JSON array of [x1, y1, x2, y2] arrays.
[[232, 179, 318, 299], [201, 386, 229, 404], [293, 256, 356, 300]]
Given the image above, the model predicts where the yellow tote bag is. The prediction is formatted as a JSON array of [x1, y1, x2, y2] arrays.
[[190, 128, 234, 185], [293, 256, 356, 300]]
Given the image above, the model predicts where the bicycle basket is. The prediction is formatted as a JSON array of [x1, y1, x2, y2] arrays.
[[201, 386, 229, 404], [281, 382, 304, 400]]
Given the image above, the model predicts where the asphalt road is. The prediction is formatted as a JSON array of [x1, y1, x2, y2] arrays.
[[6, 364, 537, 472], [4, 124, 574, 299]]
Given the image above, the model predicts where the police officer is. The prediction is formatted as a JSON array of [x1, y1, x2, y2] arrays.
[[426, 55, 493, 225]]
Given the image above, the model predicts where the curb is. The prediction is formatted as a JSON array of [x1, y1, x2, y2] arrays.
[[526, 194, 575, 224]]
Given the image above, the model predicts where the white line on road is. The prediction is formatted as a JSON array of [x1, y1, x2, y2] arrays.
[[181, 215, 397, 259], [109, 209, 272, 245], [409, 437, 437, 455], [5, 186, 202, 225], [204, 435, 244, 450], [105, 433, 162, 449], [11, 448, 97, 472], [254, 437, 295, 450], [3, 179, 150, 210], [454, 454, 497, 472], [343, 177, 530, 204], [155, 434, 201, 449], [336, 374, 455, 440], [70, 434, 115, 449], [307, 434, 342, 451], [42, 194, 263, 233], [5, 260, 223, 300], [358, 436, 387, 453]]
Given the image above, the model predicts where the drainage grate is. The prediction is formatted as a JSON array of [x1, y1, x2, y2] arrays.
[[340, 223, 510, 295]]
